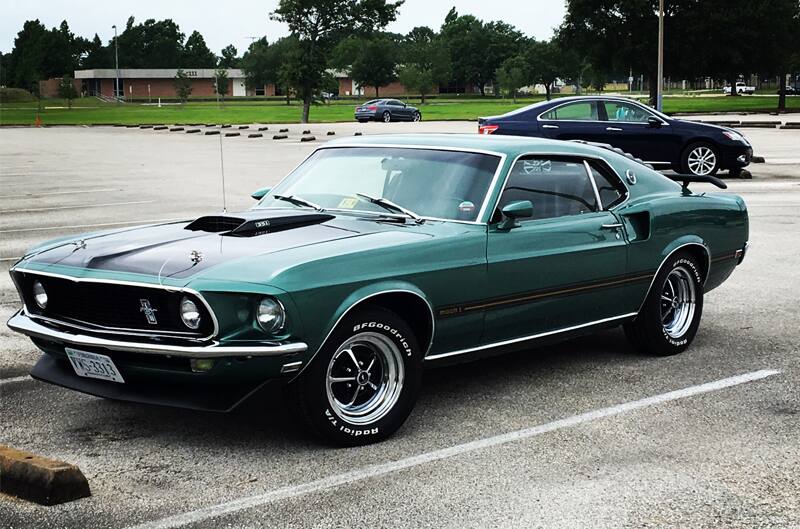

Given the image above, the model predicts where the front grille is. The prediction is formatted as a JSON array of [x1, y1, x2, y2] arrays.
[[14, 271, 214, 339]]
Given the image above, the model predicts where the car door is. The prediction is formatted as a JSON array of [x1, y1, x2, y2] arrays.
[[536, 100, 609, 143], [482, 155, 630, 344], [387, 100, 409, 120], [597, 100, 682, 165]]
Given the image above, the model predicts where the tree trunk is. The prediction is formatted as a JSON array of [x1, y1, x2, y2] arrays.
[[420, 92, 426, 105], [285, 87, 291, 106], [512, 90, 517, 104], [301, 96, 311, 124], [375, 86, 380, 98], [729, 76, 739, 97], [478, 83, 485, 96], [648, 72, 658, 107], [544, 83, 552, 101], [778, 72, 787, 113]]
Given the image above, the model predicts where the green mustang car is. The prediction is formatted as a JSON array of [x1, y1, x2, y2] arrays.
[[8, 134, 748, 445]]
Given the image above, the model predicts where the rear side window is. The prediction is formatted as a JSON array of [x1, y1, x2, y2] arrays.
[[496, 157, 598, 221], [587, 160, 627, 209], [539, 102, 598, 121]]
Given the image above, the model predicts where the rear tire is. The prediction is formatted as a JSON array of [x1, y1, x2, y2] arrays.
[[382, 111, 392, 123], [624, 251, 704, 356], [681, 141, 720, 176], [289, 307, 422, 446]]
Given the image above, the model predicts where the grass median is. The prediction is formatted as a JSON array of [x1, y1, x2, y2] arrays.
[[1, 95, 797, 126]]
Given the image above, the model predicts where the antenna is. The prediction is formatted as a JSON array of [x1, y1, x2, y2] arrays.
[[218, 131, 227, 213]]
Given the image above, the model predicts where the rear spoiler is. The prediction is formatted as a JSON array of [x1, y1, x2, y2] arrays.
[[666, 174, 728, 190]]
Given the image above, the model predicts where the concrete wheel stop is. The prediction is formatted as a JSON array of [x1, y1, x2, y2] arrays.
[[0, 445, 90, 505]]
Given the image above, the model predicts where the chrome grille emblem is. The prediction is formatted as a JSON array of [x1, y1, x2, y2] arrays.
[[139, 299, 158, 325]]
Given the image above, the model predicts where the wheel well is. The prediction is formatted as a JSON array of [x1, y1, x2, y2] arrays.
[[682, 244, 710, 284], [362, 292, 434, 353]]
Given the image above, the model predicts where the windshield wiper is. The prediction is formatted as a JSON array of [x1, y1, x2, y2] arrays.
[[356, 193, 424, 223], [273, 194, 324, 212]]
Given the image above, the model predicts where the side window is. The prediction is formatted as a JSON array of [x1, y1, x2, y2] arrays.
[[587, 161, 627, 209], [539, 102, 598, 121], [603, 101, 653, 123], [388, 99, 404, 107], [496, 157, 598, 222]]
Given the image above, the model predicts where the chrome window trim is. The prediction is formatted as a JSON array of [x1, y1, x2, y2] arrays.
[[425, 312, 638, 361], [583, 160, 604, 210], [296, 288, 436, 377], [255, 143, 509, 225], [10, 267, 220, 341], [536, 97, 670, 126], [488, 151, 632, 223], [7, 310, 306, 358]]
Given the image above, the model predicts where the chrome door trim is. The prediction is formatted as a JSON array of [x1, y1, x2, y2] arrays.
[[425, 312, 638, 361]]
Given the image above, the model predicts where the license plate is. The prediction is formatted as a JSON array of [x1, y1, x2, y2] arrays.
[[65, 348, 125, 384]]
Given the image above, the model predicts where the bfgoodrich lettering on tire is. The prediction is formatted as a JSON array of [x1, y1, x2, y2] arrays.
[[624, 251, 704, 356], [290, 307, 422, 446]]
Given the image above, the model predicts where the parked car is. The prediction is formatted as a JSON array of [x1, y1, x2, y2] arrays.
[[355, 99, 422, 123], [723, 82, 756, 95], [776, 86, 798, 95], [478, 96, 753, 176], [8, 135, 749, 446]]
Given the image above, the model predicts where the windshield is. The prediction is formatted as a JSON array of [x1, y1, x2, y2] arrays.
[[256, 147, 501, 222]]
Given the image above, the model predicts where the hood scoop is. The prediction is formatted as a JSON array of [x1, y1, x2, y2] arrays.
[[185, 212, 335, 237]]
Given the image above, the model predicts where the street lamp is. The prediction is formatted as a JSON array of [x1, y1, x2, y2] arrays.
[[112, 25, 120, 101], [656, 0, 664, 111]]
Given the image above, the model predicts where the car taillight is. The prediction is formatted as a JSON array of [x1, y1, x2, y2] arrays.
[[366, 105, 377, 111], [479, 124, 499, 135]]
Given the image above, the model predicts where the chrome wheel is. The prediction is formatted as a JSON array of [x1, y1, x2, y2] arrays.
[[413, 112, 421, 122], [325, 332, 405, 425], [382, 112, 391, 123], [687, 146, 717, 176], [660, 266, 697, 339]]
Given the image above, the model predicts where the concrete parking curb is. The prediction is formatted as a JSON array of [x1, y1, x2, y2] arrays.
[[186, 129, 200, 134], [169, 127, 184, 132], [238, 125, 249, 130], [301, 135, 316, 142], [248, 133, 263, 138], [780, 123, 800, 129], [327, 131, 336, 136], [258, 126, 269, 131], [273, 134, 288, 140], [279, 128, 289, 133], [224, 132, 240, 137], [0, 445, 90, 506], [205, 130, 220, 135], [153, 126, 168, 130]]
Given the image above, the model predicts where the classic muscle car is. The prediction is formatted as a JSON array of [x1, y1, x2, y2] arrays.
[[8, 134, 749, 446]]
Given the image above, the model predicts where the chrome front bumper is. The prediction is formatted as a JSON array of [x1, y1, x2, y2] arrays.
[[7, 310, 308, 358]]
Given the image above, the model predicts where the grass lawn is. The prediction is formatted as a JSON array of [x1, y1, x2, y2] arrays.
[[1, 95, 797, 126]]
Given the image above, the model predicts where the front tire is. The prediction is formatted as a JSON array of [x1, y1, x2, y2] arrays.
[[290, 307, 422, 446], [624, 251, 704, 356], [681, 141, 720, 176], [412, 111, 421, 122]]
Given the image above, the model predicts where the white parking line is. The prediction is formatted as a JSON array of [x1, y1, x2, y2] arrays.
[[126, 369, 779, 529], [1, 200, 154, 214], [0, 188, 119, 199], [0, 375, 30, 386], [0, 217, 185, 234]]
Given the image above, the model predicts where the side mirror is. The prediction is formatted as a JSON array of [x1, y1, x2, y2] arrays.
[[497, 200, 533, 230], [647, 116, 662, 128], [251, 187, 271, 200]]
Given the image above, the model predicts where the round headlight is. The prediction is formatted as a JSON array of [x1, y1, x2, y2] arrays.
[[180, 297, 201, 330], [257, 297, 285, 333], [32, 280, 48, 309]]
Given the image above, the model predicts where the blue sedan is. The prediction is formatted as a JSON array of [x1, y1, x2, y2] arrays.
[[478, 96, 753, 176]]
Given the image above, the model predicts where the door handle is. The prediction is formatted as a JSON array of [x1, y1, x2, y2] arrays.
[[541, 124, 559, 129], [601, 223, 623, 230], [605, 127, 623, 132]]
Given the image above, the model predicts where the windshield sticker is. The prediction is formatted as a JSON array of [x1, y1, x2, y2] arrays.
[[523, 159, 551, 174], [338, 197, 359, 209]]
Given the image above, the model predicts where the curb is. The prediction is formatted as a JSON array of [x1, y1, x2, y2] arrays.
[[0, 445, 90, 505], [780, 123, 800, 129], [169, 127, 184, 132], [205, 130, 220, 135], [279, 128, 289, 133], [258, 126, 269, 131], [153, 126, 168, 130], [752, 156, 766, 163], [248, 133, 263, 138], [238, 125, 250, 130], [273, 134, 288, 140], [300, 135, 316, 142], [327, 131, 336, 136], [224, 132, 240, 137], [186, 129, 201, 134]]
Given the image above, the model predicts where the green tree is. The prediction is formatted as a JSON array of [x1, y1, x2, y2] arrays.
[[334, 35, 398, 97], [57, 75, 78, 108], [6, 20, 50, 89], [495, 55, 529, 103], [82, 34, 109, 69], [174, 68, 192, 102], [270, 0, 403, 123], [397, 26, 451, 103], [183, 31, 216, 67], [218, 44, 239, 68], [524, 39, 562, 100], [213, 68, 229, 102], [117, 17, 185, 68]]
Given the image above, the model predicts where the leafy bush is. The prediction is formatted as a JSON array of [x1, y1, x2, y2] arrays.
[[0, 87, 36, 103]]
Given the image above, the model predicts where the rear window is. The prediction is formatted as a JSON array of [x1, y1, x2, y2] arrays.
[[540, 102, 599, 121]]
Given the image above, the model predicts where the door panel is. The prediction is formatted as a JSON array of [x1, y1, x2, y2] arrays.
[[598, 100, 682, 163]]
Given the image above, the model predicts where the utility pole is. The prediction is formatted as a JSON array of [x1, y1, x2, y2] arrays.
[[656, 0, 664, 111], [112, 25, 120, 101]]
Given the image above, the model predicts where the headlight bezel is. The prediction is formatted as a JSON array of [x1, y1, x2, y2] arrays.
[[179, 296, 202, 330], [256, 296, 286, 334], [722, 130, 747, 144], [32, 280, 48, 309]]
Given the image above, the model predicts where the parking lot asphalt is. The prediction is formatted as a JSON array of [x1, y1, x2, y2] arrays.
[[1, 122, 799, 528]]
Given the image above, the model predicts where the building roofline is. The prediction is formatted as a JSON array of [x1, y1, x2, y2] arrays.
[[74, 68, 244, 79]]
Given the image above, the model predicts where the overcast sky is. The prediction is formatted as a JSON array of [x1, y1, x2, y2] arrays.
[[1, 0, 566, 54]]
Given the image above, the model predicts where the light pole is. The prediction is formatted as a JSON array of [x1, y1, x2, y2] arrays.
[[656, 0, 664, 111], [112, 25, 120, 101]]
